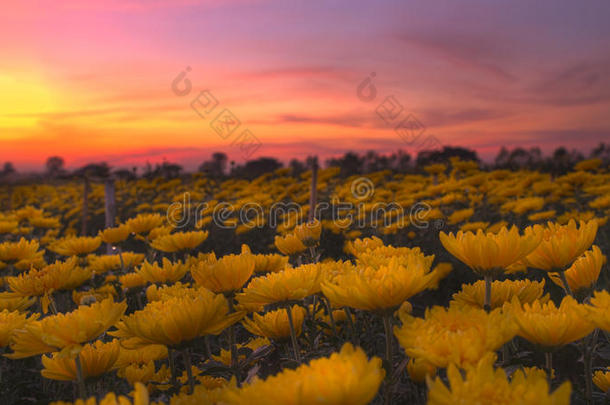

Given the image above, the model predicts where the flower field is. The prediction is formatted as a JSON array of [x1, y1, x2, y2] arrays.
[[0, 158, 610, 404]]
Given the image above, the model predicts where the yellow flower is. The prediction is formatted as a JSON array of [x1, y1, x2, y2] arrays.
[[42, 340, 120, 381], [440, 226, 541, 276], [394, 306, 516, 369], [114, 344, 168, 369], [242, 306, 306, 340], [451, 279, 549, 310], [0, 294, 36, 312], [146, 225, 174, 241], [222, 343, 384, 405], [293, 220, 322, 246], [524, 220, 598, 271], [241, 245, 290, 274], [447, 208, 474, 225], [6, 258, 91, 312], [427, 353, 571, 405], [212, 337, 270, 366], [136, 258, 188, 284], [236, 264, 322, 307], [87, 252, 145, 274], [274, 234, 306, 256], [192, 252, 255, 293], [7, 298, 126, 358], [150, 231, 208, 253], [119, 272, 147, 289], [344, 236, 384, 256], [586, 290, 610, 332], [460, 221, 489, 232], [548, 245, 605, 295], [508, 296, 595, 348], [0, 238, 45, 270], [407, 357, 437, 383], [593, 369, 610, 393], [99, 224, 131, 244], [50, 236, 102, 256], [120, 361, 170, 387], [321, 255, 436, 312], [111, 290, 243, 348], [49, 382, 149, 405], [0, 220, 18, 234], [125, 213, 165, 235], [0, 309, 38, 347], [72, 285, 117, 306]]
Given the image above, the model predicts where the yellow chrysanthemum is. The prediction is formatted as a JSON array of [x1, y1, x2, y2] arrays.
[[593, 369, 610, 393], [440, 226, 541, 276], [42, 340, 120, 381], [111, 290, 243, 348], [395, 306, 517, 369], [150, 231, 208, 253], [6, 258, 91, 312], [99, 224, 131, 244], [274, 234, 306, 256], [125, 214, 165, 235], [136, 258, 188, 284], [49, 236, 102, 257], [293, 220, 322, 246], [451, 279, 549, 310], [191, 252, 255, 293], [222, 343, 384, 405], [407, 357, 437, 383], [524, 220, 598, 271], [548, 245, 605, 295], [427, 353, 571, 405], [508, 296, 595, 348], [242, 306, 306, 341], [114, 344, 168, 369], [236, 264, 323, 307], [586, 290, 610, 332], [0, 309, 38, 347], [119, 272, 147, 289], [87, 252, 145, 274], [0, 292, 36, 312], [344, 236, 385, 256], [212, 337, 270, 366], [0, 238, 46, 270], [7, 298, 126, 358], [321, 255, 436, 312]]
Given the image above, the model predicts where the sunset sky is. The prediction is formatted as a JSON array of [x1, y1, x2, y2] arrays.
[[2, 0, 610, 171]]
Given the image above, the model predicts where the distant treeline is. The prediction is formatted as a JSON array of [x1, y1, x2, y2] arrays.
[[2, 143, 610, 183]]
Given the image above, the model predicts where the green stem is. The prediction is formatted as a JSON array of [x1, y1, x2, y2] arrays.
[[484, 274, 492, 312], [227, 294, 241, 386], [545, 351, 553, 381], [383, 313, 394, 405], [74, 355, 87, 399], [322, 296, 337, 337], [557, 270, 573, 297], [286, 305, 301, 363], [344, 307, 358, 345], [168, 348, 178, 389], [584, 329, 598, 404], [183, 348, 194, 394]]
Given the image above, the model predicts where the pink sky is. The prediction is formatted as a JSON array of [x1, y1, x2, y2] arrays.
[[1, 0, 610, 171]]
